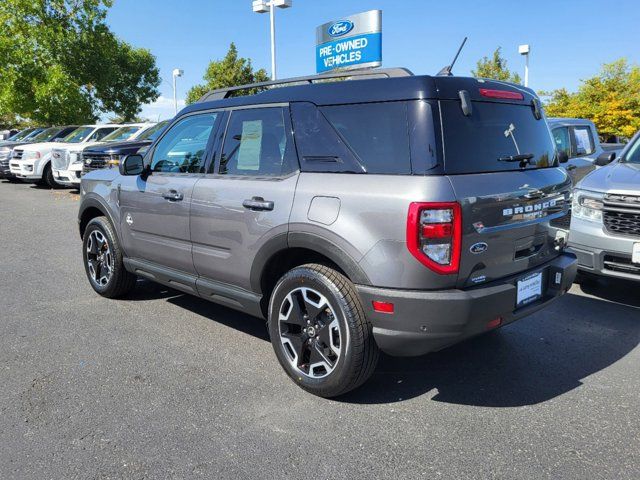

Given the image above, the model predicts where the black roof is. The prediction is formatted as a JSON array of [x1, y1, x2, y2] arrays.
[[182, 71, 538, 116]]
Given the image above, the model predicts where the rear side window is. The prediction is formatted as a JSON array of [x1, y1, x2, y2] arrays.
[[440, 101, 556, 174], [320, 102, 411, 174], [573, 126, 595, 156], [552, 127, 571, 157]]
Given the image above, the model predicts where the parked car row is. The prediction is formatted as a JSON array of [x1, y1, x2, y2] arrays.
[[0, 122, 168, 188]]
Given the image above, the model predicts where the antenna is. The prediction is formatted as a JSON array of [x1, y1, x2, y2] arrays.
[[437, 37, 468, 76]]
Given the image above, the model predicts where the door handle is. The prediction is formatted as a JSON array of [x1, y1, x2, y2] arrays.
[[243, 196, 274, 211], [162, 189, 184, 201]]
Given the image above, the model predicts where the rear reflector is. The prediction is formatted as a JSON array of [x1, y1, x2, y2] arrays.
[[479, 88, 524, 100], [372, 301, 394, 314], [486, 317, 503, 329]]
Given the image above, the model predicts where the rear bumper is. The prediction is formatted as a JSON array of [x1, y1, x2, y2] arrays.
[[357, 252, 577, 357]]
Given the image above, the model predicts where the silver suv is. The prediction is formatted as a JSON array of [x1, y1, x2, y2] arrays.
[[569, 131, 640, 281], [78, 69, 577, 397]]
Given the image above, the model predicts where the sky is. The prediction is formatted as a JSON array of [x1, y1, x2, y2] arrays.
[[106, 0, 640, 121]]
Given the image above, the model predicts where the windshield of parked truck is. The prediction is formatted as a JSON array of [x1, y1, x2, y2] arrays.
[[623, 137, 640, 164], [62, 127, 95, 143], [101, 126, 142, 142], [137, 121, 169, 141], [440, 101, 557, 173], [7, 128, 34, 141], [30, 127, 63, 143]]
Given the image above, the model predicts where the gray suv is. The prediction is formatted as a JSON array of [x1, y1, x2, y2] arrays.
[[78, 69, 577, 397]]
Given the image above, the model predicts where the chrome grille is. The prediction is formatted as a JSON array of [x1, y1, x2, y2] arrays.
[[603, 194, 640, 237], [12, 149, 23, 160], [82, 152, 111, 174], [51, 149, 70, 170]]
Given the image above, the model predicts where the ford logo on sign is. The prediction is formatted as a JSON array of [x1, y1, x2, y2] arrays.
[[328, 20, 354, 37]]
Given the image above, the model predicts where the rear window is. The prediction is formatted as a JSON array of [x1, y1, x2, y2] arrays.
[[320, 102, 411, 174], [440, 101, 556, 174]]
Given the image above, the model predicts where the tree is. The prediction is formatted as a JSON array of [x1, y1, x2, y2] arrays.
[[186, 43, 269, 104], [542, 59, 640, 140], [0, 0, 160, 125], [471, 47, 522, 84]]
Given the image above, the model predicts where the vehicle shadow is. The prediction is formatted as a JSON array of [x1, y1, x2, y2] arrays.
[[129, 279, 639, 407], [577, 276, 640, 308], [339, 286, 640, 406]]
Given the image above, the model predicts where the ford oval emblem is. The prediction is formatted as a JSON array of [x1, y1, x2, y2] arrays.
[[470, 242, 488, 254], [328, 20, 354, 37]]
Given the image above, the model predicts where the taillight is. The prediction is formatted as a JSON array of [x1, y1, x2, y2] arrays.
[[479, 88, 524, 100], [407, 202, 462, 275]]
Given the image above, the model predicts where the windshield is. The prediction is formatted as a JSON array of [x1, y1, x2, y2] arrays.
[[23, 128, 45, 140], [440, 101, 556, 174], [8, 129, 34, 141], [623, 137, 640, 164], [138, 121, 168, 141], [62, 127, 95, 143], [101, 126, 142, 142], [30, 127, 63, 143]]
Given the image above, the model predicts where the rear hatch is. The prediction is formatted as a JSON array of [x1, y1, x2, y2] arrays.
[[434, 77, 571, 288]]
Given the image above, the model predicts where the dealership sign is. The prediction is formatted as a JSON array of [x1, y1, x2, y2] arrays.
[[315, 10, 382, 73]]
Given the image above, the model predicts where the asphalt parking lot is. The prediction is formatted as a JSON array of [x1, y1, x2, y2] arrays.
[[0, 180, 638, 480]]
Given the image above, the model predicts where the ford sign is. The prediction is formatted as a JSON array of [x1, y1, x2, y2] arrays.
[[470, 242, 488, 254], [327, 20, 354, 37]]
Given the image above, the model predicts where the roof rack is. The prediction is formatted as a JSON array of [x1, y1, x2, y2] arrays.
[[197, 67, 414, 102]]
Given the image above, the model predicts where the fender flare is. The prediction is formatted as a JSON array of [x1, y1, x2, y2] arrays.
[[78, 194, 118, 238], [249, 231, 371, 293]]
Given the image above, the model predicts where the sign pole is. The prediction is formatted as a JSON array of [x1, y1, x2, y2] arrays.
[[270, 1, 277, 80]]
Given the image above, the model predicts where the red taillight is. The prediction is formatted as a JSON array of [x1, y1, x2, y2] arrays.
[[486, 317, 503, 329], [479, 88, 524, 100], [407, 202, 462, 275], [372, 301, 394, 314]]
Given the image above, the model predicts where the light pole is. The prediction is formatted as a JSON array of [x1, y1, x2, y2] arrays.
[[252, 0, 292, 80], [518, 44, 530, 87], [172, 68, 183, 115]]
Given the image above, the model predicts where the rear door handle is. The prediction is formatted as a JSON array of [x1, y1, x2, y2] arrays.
[[162, 189, 184, 201], [243, 196, 274, 211]]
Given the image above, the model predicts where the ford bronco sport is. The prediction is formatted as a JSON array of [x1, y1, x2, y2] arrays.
[[78, 69, 577, 397]]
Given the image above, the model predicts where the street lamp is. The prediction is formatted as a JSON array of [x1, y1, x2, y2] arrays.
[[252, 0, 292, 80], [518, 44, 530, 87], [172, 68, 184, 115]]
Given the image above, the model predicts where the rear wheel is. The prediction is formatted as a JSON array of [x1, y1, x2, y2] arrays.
[[43, 162, 63, 189], [82, 216, 136, 298], [268, 264, 379, 398]]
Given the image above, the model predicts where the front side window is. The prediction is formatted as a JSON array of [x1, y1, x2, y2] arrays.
[[150, 113, 217, 173], [219, 108, 292, 176], [573, 126, 595, 156], [552, 127, 571, 157]]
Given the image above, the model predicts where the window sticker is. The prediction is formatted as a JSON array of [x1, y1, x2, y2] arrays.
[[237, 120, 262, 171]]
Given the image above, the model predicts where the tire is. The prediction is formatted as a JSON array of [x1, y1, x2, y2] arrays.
[[43, 162, 63, 189], [82, 216, 137, 298], [268, 263, 379, 398]]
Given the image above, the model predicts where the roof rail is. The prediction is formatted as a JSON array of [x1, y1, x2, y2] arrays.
[[197, 67, 414, 102]]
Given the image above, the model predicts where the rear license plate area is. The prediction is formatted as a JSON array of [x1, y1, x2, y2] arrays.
[[516, 271, 543, 307]]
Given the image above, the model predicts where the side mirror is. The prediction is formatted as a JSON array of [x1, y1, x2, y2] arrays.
[[558, 150, 569, 164], [595, 152, 616, 166], [119, 154, 144, 176]]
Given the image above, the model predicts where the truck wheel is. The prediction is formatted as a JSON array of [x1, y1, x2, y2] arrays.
[[82, 216, 136, 298], [44, 163, 63, 189], [268, 264, 379, 398]]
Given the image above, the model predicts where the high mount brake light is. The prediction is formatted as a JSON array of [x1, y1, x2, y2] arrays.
[[407, 202, 462, 275], [479, 88, 524, 100]]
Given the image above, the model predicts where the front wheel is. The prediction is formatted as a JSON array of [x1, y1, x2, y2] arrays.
[[43, 162, 63, 189], [82, 216, 136, 298], [268, 264, 379, 398]]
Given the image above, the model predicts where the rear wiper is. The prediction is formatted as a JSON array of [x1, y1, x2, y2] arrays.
[[498, 153, 534, 166]]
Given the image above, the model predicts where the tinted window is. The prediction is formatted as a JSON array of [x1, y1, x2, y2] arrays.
[[320, 102, 411, 174], [219, 108, 293, 176], [30, 127, 64, 142], [623, 137, 640, 164], [63, 127, 94, 143], [440, 101, 556, 173], [138, 121, 169, 141], [102, 126, 142, 142], [150, 113, 217, 173], [88, 127, 118, 142], [552, 127, 571, 157], [573, 126, 595, 156]]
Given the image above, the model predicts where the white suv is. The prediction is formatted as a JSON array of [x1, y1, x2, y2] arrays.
[[10, 124, 120, 188], [53, 123, 156, 188]]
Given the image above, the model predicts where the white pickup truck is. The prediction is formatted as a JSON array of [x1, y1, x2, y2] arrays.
[[52, 123, 155, 188], [10, 124, 120, 188]]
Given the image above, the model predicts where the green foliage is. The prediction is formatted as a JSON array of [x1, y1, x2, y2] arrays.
[[0, 0, 160, 126], [472, 47, 522, 84], [542, 59, 640, 139], [186, 43, 270, 104]]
